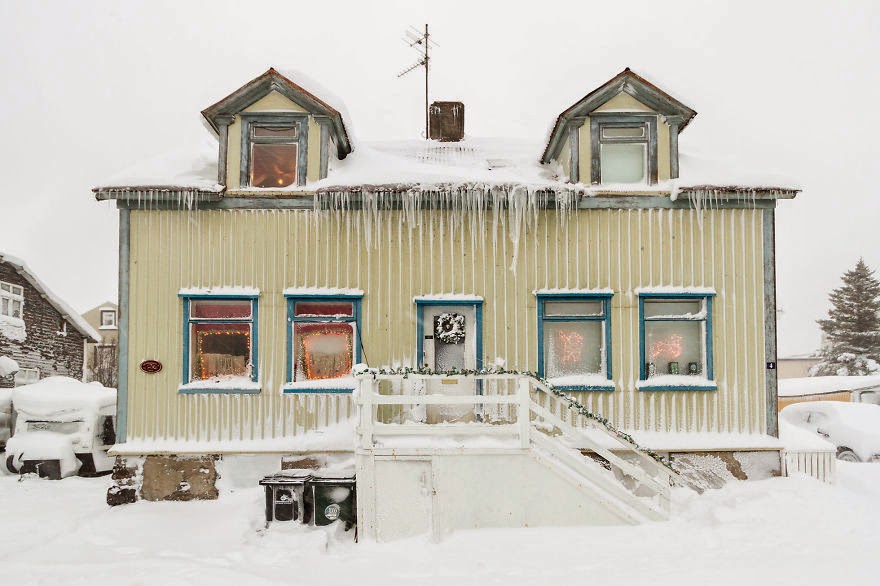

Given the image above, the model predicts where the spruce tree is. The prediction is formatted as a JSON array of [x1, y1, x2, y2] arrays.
[[810, 258, 880, 376]]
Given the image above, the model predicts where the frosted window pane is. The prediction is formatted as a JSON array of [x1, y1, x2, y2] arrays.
[[602, 126, 645, 139], [645, 321, 702, 377], [544, 321, 603, 377], [251, 143, 297, 188], [293, 322, 353, 381], [253, 125, 297, 138], [294, 301, 353, 317], [644, 300, 702, 318], [191, 299, 251, 319], [544, 300, 602, 317], [601, 143, 646, 183]]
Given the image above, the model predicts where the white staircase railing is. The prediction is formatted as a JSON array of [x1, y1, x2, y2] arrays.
[[355, 371, 676, 521]]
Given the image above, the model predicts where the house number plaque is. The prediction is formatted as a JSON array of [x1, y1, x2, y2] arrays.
[[140, 359, 163, 374]]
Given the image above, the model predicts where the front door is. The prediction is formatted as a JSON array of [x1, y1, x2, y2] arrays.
[[418, 302, 481, 423]]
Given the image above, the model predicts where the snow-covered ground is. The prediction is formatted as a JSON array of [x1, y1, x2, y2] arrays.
[[1, 465, 877, 585]]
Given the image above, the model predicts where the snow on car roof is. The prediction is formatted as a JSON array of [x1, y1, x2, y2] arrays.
[[782, 401, 880, 436], [12, 376, 116, 419], [778, 375, 880, 397]]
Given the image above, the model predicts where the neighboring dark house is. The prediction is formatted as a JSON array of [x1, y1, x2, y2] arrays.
[[0, 253, 100, 388], [82, 301, 119, 388]]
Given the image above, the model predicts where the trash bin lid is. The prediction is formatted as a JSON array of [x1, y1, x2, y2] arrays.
[[308, 472, 356, 485], [259, 470, 312, 485]]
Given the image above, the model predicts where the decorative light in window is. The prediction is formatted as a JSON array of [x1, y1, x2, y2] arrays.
[[251, 143, 298, 188]]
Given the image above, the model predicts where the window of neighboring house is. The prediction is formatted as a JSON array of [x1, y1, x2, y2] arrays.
[[100, 309, 117, 328], [0, 281, 24, 319], [284, 295, 362, 393], [537, 293, 614, 391], [590, 115, 658, 185], [179, 294, 259, 393], [638, 293, 716, 391], [14, 368, 39, 387], [240, 114, 308, 188]]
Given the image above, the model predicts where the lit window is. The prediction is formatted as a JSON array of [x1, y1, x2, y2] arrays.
[[0, 281, 24, 319], [285, 295, 362, 393], [537, 293, 613, 391], [591, 115, 657, 185], [241, 114, 307, 188], [638, 293, 715, 390], [180, 295, 259, 391]]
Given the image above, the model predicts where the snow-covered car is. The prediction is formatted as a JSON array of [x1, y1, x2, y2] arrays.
[[779, 401, 880, 463], [0, 387, 12, 451], [4, 377, 117, 479]]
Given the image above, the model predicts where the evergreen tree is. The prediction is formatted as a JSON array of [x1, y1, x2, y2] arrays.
[[810, 258, 880, 376]]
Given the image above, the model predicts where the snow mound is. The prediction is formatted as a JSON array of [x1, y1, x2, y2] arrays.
[[12, 376, 116, 419], [0, 355, 20, 377]]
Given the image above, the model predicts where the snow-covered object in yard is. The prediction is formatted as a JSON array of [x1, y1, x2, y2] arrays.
[[0, 355, 19, 377], [0, 252, 101, 343], [778, 375, 880, 398], [780, 401, 880, 462], [0, 387, 12, 445], [6, 377, 117, 477]]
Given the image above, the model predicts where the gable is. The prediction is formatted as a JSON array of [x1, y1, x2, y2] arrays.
[[592, 93, 655, 113]]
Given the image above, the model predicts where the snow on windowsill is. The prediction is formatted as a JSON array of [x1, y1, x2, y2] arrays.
[[282, 287, 364, 297], [178, 286, 260, 296], [282, 377, 356, 393], [636, 375, 716, 390], [0, 315, 27, 342], [534, 288, 614, 296], [413, 294, 484, 302], [547, 374, 614, 390], [98, 325, 118, 331], [178, 378, 261, 394], [634, 286, 716, 295]]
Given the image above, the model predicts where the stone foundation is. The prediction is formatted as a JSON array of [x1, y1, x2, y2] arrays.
[[106, 454, 221, 505], [670, 450, 781, 491]]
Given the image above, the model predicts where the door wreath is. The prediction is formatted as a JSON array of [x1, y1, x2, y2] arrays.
[[435, 312, 466, 344]]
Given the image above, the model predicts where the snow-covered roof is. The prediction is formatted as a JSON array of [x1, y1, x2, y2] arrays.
[[12, 376, 116, 419], [778, 375, 880, 398], [0, 253, 101, 343], [93, 133, 799, 196]]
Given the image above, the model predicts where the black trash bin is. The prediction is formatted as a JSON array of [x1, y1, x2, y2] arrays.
[[259, 471, 311, 524], [306, 473, 356, 530]]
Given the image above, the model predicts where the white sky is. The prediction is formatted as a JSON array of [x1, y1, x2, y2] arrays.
[[1, 0, 877, 356]]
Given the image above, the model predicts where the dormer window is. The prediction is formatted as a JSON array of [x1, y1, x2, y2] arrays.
[[240, 113, 308, 188], [590, 114, 657, 185]]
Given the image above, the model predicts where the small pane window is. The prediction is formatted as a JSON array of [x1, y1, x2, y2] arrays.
[[100, 310, 117, 327], [538, 295, 612, 389], [602, 126, 645, 139], [0, 280, 24, 319], [191, 299, 251, 319], [253, 126, 297, 138], [294, 301, 353, 317]]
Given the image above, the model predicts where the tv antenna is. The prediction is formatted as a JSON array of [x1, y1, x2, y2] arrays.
[[397, 24, 437, 140]]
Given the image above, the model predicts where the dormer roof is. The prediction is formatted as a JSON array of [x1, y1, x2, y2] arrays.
[[201, 68, 352, 159], [541, 68, 697, 164]]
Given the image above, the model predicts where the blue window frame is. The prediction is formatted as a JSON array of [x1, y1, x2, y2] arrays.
[[536, 293, 614, 391], [284, 294, 362, 394], [179, 293, 260, 394], [638, 292, 716, 391]]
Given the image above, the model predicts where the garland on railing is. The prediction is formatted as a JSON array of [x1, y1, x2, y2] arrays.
[[353, 365, 672, 469]]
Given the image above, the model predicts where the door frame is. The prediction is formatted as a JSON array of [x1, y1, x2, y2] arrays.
[[415, 299, 483, 371]]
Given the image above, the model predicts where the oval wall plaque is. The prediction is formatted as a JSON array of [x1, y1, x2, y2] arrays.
[[140, 359, 163, 374]]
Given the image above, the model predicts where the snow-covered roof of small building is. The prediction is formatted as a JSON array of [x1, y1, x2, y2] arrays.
[[0, 253, 100, 343], [12, 376, 116, 419], [778, 375, 880, 398]]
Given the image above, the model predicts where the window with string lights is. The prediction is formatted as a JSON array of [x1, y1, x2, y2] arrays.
[[240, 113, 308, 189], [283, 293, 362, 394], [179, 293, 259, 394], [536, 292, 614, 391], [637, 292, 716, 391]]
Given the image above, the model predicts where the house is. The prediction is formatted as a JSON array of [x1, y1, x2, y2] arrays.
[[777, 353, 821, 379], [95, 67, 799, 532], [0, 253, 101, 388], [82, 302, 119, 388]]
